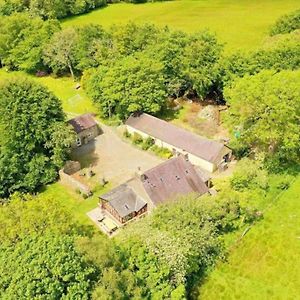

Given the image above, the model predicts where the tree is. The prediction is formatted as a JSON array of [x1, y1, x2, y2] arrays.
[[0, 13, 60, 72], [182, 31, 223, 99], [221, 31, 300, 86], [0, 194, 84, 242], [83, 54, 167, 119], [270, 9, 300, 36], [43, 27, 78, 78], [225, 70, 300, 166], [73, 24, 107, 71], [0, 234, 97, 299], [0, 78, 74, 197], [0, 0, 107, 19]]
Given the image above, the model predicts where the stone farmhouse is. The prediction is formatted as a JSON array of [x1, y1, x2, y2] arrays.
[[68, 113, 101, 147], [126, 113, 232, 172], [98, 156, 210, 230]]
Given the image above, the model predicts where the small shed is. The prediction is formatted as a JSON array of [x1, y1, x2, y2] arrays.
[[68, 113, 101, 147]]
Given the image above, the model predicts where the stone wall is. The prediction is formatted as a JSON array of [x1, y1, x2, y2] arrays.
[[60, 161, 92, 195]]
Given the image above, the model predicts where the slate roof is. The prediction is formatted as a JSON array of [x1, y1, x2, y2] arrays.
[[126, 113, 227, 163], [68, 113, 97, 134], [100, 184, 147, 218], [141, 156, 209, 206]]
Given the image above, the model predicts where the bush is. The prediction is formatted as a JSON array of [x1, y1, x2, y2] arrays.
[[150, 145, 173, 159], [141, 137, 154, 150], [270, 9, 300, 36], [123, 129, 131, 138], [132, 132, 143, 145], [230, 159, 269, 191]]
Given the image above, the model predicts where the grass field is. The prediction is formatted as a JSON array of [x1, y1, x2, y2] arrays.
[[0, 69, 95, 115], [197, 176, 300, 300], [63, 0, 300, 52]]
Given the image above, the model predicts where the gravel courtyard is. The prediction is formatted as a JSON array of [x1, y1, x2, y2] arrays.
[[71, 124, 163, 186]]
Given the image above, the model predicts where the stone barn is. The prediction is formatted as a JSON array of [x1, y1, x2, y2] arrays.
[[125, 113, 232, 172], [68, 113, 101, 147]]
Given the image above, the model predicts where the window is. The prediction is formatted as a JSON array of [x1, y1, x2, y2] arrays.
[[76, 137, 81, 146]]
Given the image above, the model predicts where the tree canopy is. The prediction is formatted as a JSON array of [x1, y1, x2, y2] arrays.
[[0, 234, 96, 299], [0, 78, 74, 197], [225, 70, 300, 167], [270, 9, 300, 36], [83, 54, 167, 119], [0, 0, 107, 19]]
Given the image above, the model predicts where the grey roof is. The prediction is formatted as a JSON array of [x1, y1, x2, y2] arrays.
[[68, 113, 97, 134], [100, 184, 147, 218], [141, 156, 209, 206], [126, 113, 227, 163]]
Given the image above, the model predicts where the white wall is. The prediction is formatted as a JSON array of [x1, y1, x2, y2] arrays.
[[126, 125, 216, 172]]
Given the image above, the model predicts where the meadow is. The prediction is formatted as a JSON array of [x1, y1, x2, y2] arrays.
[[197, 176, 300, 299], [63, 0, 300, 52]]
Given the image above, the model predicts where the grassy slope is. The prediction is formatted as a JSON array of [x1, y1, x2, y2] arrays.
[[0, 69, 95, 115], [198, 176, 300, 299], [40, 183, 111, 226], [63, 0, 300, 52]]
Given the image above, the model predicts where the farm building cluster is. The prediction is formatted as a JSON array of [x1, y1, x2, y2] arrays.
[[67, 111, 232, 235]]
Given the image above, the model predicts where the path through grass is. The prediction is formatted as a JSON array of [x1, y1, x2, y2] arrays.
[[63, 0, 300, 52], [197, 176, 300, 299]]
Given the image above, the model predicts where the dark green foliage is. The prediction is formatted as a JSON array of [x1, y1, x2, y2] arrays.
[[0, 13, 61, 72], [0, 78, 74, 197], [225, 70, 300, 166], [230, 159, 269, 191], [89, 195, 245, 299], [270, 9, 300, 35], [83, 54, 167, 119], [182, 31, 223, 99], [141, 137, 154, 150], [0, 194, 82, 243], [132, 132, 143, 145], [0, 193, 98, 299], [222, 31, 300, 84], [0, 234, 96, 299], [0, 0, 107, 19]]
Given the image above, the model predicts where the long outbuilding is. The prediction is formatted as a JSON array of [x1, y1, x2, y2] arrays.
[[125, 113, 232, 172]]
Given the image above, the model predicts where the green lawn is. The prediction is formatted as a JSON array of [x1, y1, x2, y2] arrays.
[[63, 0, 300, 52], [0, 69, 95, 115], [40, 182, 111, 227], [197, 176, 300, 299]]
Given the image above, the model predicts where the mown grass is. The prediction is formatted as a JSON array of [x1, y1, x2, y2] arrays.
[[40, 182, 111, 227], [0, 69, 95, 115], [197, 176, 300, 300], [63, 0, 300, 52]]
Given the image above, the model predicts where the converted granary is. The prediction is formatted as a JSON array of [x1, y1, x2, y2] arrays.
[[126, 113, 232, 172], [68, 113, 101, 147], [99, 156, 209, 225]]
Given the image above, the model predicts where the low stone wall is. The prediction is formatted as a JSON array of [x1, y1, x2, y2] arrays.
[[59, 161, 91, 195], [63, 160, 81, 175]]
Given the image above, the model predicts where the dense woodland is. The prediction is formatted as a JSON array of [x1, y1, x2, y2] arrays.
[[0, 5, 299, 300]]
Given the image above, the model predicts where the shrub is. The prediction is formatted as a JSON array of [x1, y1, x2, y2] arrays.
[[123, 129, 131, 138], [141, 137, 154, 150], [230, 159, 269, 191], [132, 132, 143, 145], [270, 9, 300, 36], [150, 145, 173, 159]]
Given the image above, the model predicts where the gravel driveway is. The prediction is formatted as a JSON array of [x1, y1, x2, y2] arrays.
[[71, 124, 163, 186]]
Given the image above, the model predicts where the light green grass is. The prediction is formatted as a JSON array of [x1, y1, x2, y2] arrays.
[[0, 69, 95, 115], [63, 0, 300, 52], [198, 176, 300, 299], [40, 182, 111, 227]]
